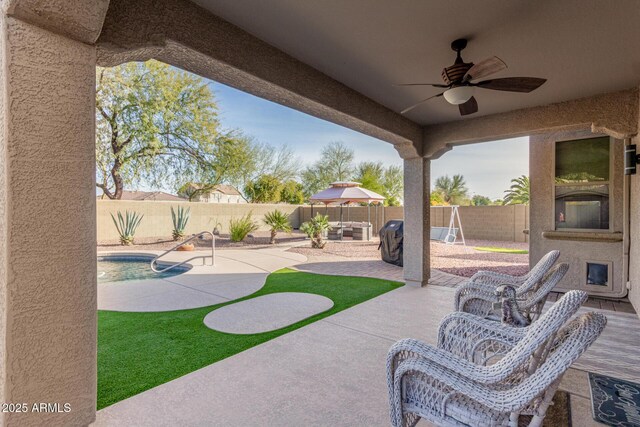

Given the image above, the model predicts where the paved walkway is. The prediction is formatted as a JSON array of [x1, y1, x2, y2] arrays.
[[293, 254, 466, 287]]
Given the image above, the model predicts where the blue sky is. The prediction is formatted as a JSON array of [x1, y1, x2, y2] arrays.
[[213, 82, 529, 200]]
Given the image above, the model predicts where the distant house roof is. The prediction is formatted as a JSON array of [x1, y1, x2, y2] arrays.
[[185, 183, 243, 196], [117, 190, 186, 202], [211, 184, 242, 196]]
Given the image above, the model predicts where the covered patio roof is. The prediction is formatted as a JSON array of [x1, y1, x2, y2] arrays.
[[192, 0, 640, 126]]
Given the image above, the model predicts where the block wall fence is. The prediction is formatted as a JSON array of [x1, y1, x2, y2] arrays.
[[97, 200, 529, 243]]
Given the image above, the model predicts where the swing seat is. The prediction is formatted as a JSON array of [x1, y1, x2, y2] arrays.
[[430, 226, 458, 242]]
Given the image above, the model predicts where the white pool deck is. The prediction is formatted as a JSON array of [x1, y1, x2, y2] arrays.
[[98, 248, 307, 311], [94, 248, 640, 427]]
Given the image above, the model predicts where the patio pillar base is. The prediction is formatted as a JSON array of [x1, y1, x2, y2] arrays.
[[403, 157, 431, 287], [0, 8, 103, 426]]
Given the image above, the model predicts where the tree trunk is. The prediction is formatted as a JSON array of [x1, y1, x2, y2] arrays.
[[270, 230, 277, 245]]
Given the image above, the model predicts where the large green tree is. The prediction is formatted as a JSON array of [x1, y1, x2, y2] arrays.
[[353, 162, 404, 206], [434, 174, 468, 205], [382, 165, 404, 206], [503, 175, 530, 205], [244, 174, 284, 203], [471, 194, 492, 206], [280, 180, 305, 204], [301, 142, 354, 197], [96, 60, 237, 199]]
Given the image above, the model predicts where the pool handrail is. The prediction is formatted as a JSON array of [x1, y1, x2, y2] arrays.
[[150, 230, 215, 273]]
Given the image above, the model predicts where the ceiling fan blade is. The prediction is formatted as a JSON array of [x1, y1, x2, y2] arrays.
[[458, 96, 478, 116], [401, 92, 444, 114], [475, 77, 547, 93], [464, 56, 507, 81], [395, 83, 449, 88]]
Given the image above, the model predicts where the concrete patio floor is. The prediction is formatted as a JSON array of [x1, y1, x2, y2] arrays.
[[94, 277, 639, 426]]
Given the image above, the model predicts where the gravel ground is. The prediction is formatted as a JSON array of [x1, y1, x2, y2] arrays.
[[288, 239, 529, 278], [98, 231, 307, 251]]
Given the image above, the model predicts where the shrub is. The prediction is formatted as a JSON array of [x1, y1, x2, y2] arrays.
[[300, 213, 330, 248], [229, 212, 259, 242], [171, 206, 191, 241], [263, 210, 292, 244], [110, 210, 144, 246]]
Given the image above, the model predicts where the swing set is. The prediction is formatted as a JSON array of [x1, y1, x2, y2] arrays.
[[430, 205, 466, 245]]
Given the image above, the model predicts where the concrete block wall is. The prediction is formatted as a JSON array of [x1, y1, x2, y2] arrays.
[[98, 202, 529, 242], [97, 200, 300, 241], [430, 205, 530, 243]]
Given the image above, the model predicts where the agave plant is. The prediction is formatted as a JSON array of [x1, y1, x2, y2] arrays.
[[300, 213, 330, 249], [171, 205, 191, 241], [263, 210, 292, 244], [110, 210, 144, 246]]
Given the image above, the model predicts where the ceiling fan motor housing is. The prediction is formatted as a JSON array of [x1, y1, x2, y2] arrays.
[[441, 62, 473, 86]]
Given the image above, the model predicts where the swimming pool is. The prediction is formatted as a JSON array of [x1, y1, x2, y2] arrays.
[[98, 255, 191, 283]]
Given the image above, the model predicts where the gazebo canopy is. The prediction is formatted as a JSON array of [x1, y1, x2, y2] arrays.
[[310, 181, 385, 204]]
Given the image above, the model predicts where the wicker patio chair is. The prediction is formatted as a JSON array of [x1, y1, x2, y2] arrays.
[[455, 262, 569, 322], [388, 291, 587, 397], [388, 309, 606, 427], [465, 250, 560, 288], [387, 291, 588, 424]]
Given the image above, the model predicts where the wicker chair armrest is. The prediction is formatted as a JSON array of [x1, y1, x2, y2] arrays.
[[470, 271, 525, 286], [388, 338, 523, 387], [438, 312, 524, 359], [454, 282, 498, 311]]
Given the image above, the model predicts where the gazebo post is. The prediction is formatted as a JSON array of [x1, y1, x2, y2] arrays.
[[340, 203, 344, 241], [367, 202, 371, 241]]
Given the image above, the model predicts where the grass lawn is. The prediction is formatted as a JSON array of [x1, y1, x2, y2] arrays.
[[474, 246, 529, 255], [98, 268, 402, 409]]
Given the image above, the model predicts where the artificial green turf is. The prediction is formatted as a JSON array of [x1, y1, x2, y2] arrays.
[[97, 268, 402, 409], [474, 246, 529, 254]]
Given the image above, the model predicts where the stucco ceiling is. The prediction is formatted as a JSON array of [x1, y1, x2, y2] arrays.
[[191, 0, 640, 126]]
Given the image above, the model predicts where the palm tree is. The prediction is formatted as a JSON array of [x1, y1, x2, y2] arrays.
[[263, 210, 292, 244], [434, 174, 468, 205], [503, 175, 530, 205]]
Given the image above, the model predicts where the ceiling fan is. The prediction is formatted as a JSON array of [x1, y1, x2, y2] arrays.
[[398, 38, 546, 116]]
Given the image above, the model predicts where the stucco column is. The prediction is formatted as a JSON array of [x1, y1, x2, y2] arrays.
[[403, 157, 430, 287], [0, 15, 98, 426]]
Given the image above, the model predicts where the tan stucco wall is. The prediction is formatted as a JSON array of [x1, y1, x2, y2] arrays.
[[530, 129, 626, 297], [423, 88, 639, 159], [628, 90, 640, 309], [97, 201, 301, 241], [0, 16, 97, 426]]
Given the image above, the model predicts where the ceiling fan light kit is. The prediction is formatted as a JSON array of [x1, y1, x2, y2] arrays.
[[399, 38, 546, 116], [443, 86, 475, 105]]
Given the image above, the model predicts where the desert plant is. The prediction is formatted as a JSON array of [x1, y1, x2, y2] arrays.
[[300, 213, 330, 249], [263, 210, 292, 244], [171, 206, 191, 241], [229, 212, 259, 242], [110, 210, 144, 246]]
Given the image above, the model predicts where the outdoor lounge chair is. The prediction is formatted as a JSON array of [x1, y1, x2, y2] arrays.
[[455, 260, 567, 322], [387, 291, 605, 427], [464, 250, 560, 288], [388, 290, 587, 398]]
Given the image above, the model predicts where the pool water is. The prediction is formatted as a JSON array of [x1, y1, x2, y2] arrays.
[[98, 256, 191, 283]]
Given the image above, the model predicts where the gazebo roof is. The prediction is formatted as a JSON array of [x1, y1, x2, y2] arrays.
[[310, 182, 385, 204]]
